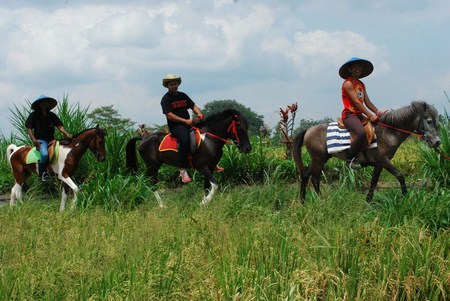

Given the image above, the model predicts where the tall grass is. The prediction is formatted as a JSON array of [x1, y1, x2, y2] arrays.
[[0, 184, 448, 300]]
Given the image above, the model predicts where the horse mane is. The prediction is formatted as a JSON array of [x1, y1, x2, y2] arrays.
[[194, 109, 243, 128], [60, 127, 106, 144], [379, 101, 436, 126]]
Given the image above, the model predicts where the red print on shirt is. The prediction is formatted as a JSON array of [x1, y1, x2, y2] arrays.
[[171, 100, 187, 109]]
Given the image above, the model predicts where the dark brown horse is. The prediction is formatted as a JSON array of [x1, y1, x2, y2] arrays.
[[126, 109, 252, 206], [293, 101, 441, 203], [7, 126, 107, 211]]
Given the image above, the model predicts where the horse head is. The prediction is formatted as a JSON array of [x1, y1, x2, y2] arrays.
[[88, 125, 107, 162], [414, 101, 441, 149], [196, 109, 252, 153], [226, 111, 252, 153]]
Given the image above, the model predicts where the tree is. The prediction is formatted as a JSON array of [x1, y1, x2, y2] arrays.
[[294, 117, 333, 136], [87, 105, 135, 133], [202, 100, 264, 135]]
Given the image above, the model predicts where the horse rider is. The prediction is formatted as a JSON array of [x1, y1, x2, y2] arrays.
[[339, 57, 383, 169], [25, 95, 72, 181], [160, 74, 204, 183]]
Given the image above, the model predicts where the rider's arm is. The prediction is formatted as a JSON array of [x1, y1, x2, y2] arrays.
[[27, 127, 40, 147], [57, 125, 72, 139], [192, 105, 203, 119], [166, 112, 192, 126]]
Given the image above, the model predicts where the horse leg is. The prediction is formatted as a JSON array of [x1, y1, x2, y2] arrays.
[[10, 166, 30, 206], [200, 168, 217, 206], [147, 162, 165, 208], [367, 165, 383, 202], [382, 160, 407, 196], [10, 183, 23, 206], [300, 166, 312, 202], [310, 159, 326, 196], [58, 175, 79, 211]]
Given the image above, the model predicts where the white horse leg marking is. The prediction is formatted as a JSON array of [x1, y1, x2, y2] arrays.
[[201, 182, 218, 206], [60, 188, 68, 211], [154, 191, 165, 208], [58, 175, 79, 211], [10, 183, 22, 206]]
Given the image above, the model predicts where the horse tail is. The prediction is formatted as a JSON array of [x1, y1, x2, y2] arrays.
[[125, 137, 143, 172], [292, 130, 307, 175], [6, 144, 18, 164]]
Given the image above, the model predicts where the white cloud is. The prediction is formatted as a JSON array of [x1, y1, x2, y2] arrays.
[[262, 30, 384, 78], [0, 0, 449, 136]]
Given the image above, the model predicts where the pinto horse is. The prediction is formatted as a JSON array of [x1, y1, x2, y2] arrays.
[[293, 101, 441, 203], [7, 126, 107, 211], [126, 109, 252, 206]]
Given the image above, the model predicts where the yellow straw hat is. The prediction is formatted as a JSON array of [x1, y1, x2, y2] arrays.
[[162, 74, 182, 87]]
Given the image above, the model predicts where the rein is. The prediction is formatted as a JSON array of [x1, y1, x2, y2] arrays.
[[376, 121, 423, 138], [435, 147, 450, 160], [193, 119, 241, 145]]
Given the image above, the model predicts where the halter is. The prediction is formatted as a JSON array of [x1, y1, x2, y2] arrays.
[[377, 110, 450, 160], [71, 128, 105, 158]]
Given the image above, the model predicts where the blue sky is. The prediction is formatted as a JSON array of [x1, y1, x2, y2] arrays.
[[1, 0, 449, 136]]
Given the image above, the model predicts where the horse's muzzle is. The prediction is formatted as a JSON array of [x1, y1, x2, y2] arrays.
[[426, 135, 441, 149]]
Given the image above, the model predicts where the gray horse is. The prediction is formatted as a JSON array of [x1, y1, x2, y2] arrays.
[[293, 101, 441, 203]]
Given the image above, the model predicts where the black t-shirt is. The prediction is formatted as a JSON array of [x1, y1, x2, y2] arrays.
[[25, 110, 63, 140], [160, 91, 195, 128]]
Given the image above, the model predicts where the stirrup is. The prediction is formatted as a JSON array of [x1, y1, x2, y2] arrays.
[[41, 172, 51, 182], [347, 158, 361, 170]]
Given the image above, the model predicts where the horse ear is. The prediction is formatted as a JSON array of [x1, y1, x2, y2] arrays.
[[96, 124, 100, 129], [422, 102, 428, 112]]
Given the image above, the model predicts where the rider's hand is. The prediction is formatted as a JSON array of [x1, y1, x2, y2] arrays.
[[369, 114, 379, 123], [185, 119, 193, 126], [33, 140, 41, 148]]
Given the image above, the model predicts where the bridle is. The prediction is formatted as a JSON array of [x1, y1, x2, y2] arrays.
[[376, 110, 450, 160], [71, 128, 105, 159], [193, 116, 243, 146]]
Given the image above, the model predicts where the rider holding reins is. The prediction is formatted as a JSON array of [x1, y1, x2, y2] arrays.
[[340, 57, 383, 169], [160, 74, 204, 183], [25, 95, 72, 181]]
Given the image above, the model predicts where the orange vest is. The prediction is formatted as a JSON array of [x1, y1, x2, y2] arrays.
[[341, 77, 365, 119]]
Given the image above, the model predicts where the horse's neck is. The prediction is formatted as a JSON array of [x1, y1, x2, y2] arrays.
[[201, 124, 228, 141], [69, 133, 94, 157]]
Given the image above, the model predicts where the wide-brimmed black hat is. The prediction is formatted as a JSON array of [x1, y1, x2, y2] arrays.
[[31, 95, 58, 111], [339, 57, 374, 79]]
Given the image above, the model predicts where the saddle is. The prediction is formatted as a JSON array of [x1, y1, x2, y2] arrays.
[[158, 128, 203, 153], [336, 117, 376, 148], [25, 140, 59, 164]]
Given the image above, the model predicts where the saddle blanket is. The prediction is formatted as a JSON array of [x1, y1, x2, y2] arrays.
[[326, 122, 377, 154], [25, 141, 60, 164], [158, 129, 203, 153]]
